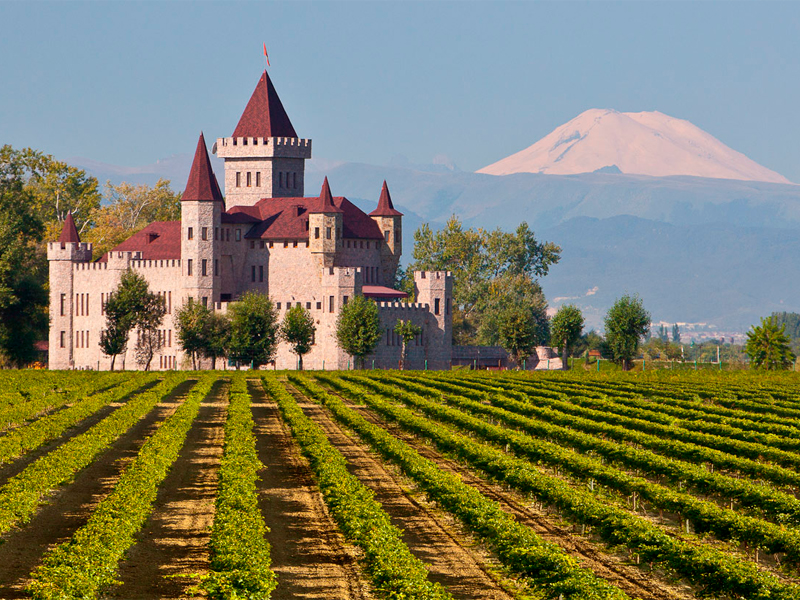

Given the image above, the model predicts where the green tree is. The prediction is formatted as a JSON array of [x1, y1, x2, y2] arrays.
[[476, 274, 549, 348], [746, 316, 796, 370], [205, 312, 232, 370], [336, 295, 381, 368], [99, 269, 165, 370], [550, 305, 585, 369], [658, 324, 669, 342], [87, 179, 181, 258], [394, 319, 422, 370], [497, 306, 540, 367], [175, 301, 211, 370], [672, 323, 681, 344], [409, 217, 559, 345], [280, 305, 316, 370], [229, 292, 278, 369], [604, 294, 651, 371]]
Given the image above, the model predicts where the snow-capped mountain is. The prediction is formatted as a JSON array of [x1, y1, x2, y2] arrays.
[[478, 109, 792, 184]]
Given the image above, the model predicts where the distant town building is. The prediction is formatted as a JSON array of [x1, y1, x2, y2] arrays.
[[48, 71, 452, 370]]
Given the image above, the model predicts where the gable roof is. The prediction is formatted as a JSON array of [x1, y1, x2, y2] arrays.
[[99, 221, 181, 262], [227, 195, 383, 240], [58, 212, 81, 243], [182, 132, 224, 203], [233, 71, 298, 139], [369, 180, 403, 217]]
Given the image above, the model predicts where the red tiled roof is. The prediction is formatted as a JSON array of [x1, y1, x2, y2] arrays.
[[58, 212, 80, 243], [34, 340, 48, 352], [362, 285, 408, 300], [227, 195, 383, 240], [233, 71, 298, 139], [318, 177, 343, 213], [99, 221, 181, 262], [369, 181, 403, 217], [183, 132, 224, 204]]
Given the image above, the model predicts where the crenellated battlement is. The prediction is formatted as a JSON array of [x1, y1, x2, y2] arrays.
[[214, 136, 312, 159], [378, 301, 430, 310], [47, 241, 93, 263]]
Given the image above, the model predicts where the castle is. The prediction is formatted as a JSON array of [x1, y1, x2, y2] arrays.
[[48, 71, 453, 371]]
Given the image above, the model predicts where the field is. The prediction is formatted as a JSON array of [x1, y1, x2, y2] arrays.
[[1, 371, 800, 599]]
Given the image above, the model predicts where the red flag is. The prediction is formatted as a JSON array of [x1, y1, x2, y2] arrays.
[[263, 43, 270, 67]]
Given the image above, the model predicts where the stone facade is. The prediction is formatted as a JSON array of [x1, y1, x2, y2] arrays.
[[48, 71, 453, 371]]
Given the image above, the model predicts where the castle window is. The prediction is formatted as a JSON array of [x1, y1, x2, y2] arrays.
[[202, 227, 208, 241], [314, 227, 320, 240], [329, 296, 334, 312], [187, 259, 193, 276], [316, 301, 322, 310], [236, 172, 241, 187], [435, 298, 440, 315], [215, 227, 219, 240], [306, 302, 311, 309], [247, 172, 252, 187], [279, 172, 283, 188], [283, 241, 288, 248], [259, 266, 264, 282], [386, 329, 391, 346], [286, 302, 291, 309], [168, 291, 172, 314], [326, 227, 331, 240], [384, 230, 390, 242], [202, 297, 208, 307], [168, 330, 172, 347], [60, 331, 65, 348], [75, 294, 79, 316], [250, 241, 255, 249], [188, 227, 194, 240], [293, 241, 297, 248], [226, 229, 230, 242], [215, 259, 219, 276], [202, 259, 207, 276], [236, 229, 241, 241], [251, 266, 256, 282], [60, 294, 65, 316], [276, 303, 281, 310], [256, 172, 261, 187], [260, 241, 265, 249], [346, 240, 350, 248], [343, 296, 349, 306]]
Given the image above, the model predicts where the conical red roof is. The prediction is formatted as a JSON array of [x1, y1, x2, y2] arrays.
[[58, 212, 80, 243], [182, 132, 224, 203], [369, 181, 403, 217], [233, 71, 298, 139], [316, 177, 343, 213]]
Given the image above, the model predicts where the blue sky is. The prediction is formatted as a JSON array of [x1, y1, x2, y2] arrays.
[[2, 1, 800, 180]]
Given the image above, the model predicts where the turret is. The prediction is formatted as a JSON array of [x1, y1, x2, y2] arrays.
[[369, 181, 403, 284], [181, 132, 223, 308], [214, 71, 312, 206], [309, 178, 343, 268], [415, 270, 453, 370], [47, 212, 92, 369]]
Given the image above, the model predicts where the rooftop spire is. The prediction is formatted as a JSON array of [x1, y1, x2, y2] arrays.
[[317, 177, 343, 213], [58, 211, 80, 243], [233, 71, 298, 139], [182, 132, 224, 203], [369, 180, 403, 217]]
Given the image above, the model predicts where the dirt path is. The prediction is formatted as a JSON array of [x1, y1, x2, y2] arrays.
[[333, 389, 692, 600], [0, 378, 197, 599], [250, 379, 371, 600], [292, 390, 519, 600], [0, 378, 160, 486], [112, 379, 229, 599]]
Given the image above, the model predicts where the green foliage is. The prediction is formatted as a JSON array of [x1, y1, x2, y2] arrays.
[[746, 316, 796, 371], [229, 292, 278, 368], [268, 375, 453, 600], [175, 302, 231, 369], [280, 305, 316, 370], [28, 375, 216, 600], [394, 319, 422, 370], [335, 295, 381, 368], [409, 217, 559, 345], [203, 376, 276, 599], [496, 306, 539, 366], [550, 305, 585, 368], [672, 323, 681, 343], [604, 295, 651, 370]]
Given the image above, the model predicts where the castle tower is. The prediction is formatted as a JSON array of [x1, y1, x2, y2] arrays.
[[181, 132, 224, 308], [47, 213, 92, 369], [309, 177, 343, 269], [369, 180, 403, 285], [415, 270, 453, 370], [214, 71, 312, 206]]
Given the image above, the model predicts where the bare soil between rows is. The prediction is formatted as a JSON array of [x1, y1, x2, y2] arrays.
[[250, 379, 371, 600], [0, 378, 197, 599]]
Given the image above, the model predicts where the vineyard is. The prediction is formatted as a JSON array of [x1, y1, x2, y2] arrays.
[[2, 371, 800, 599]]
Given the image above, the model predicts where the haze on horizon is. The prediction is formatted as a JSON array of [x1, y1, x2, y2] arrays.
[[2, 2, 800, 182]]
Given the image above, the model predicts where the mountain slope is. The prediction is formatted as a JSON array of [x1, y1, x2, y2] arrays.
[[478, 109, 792, 184]]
